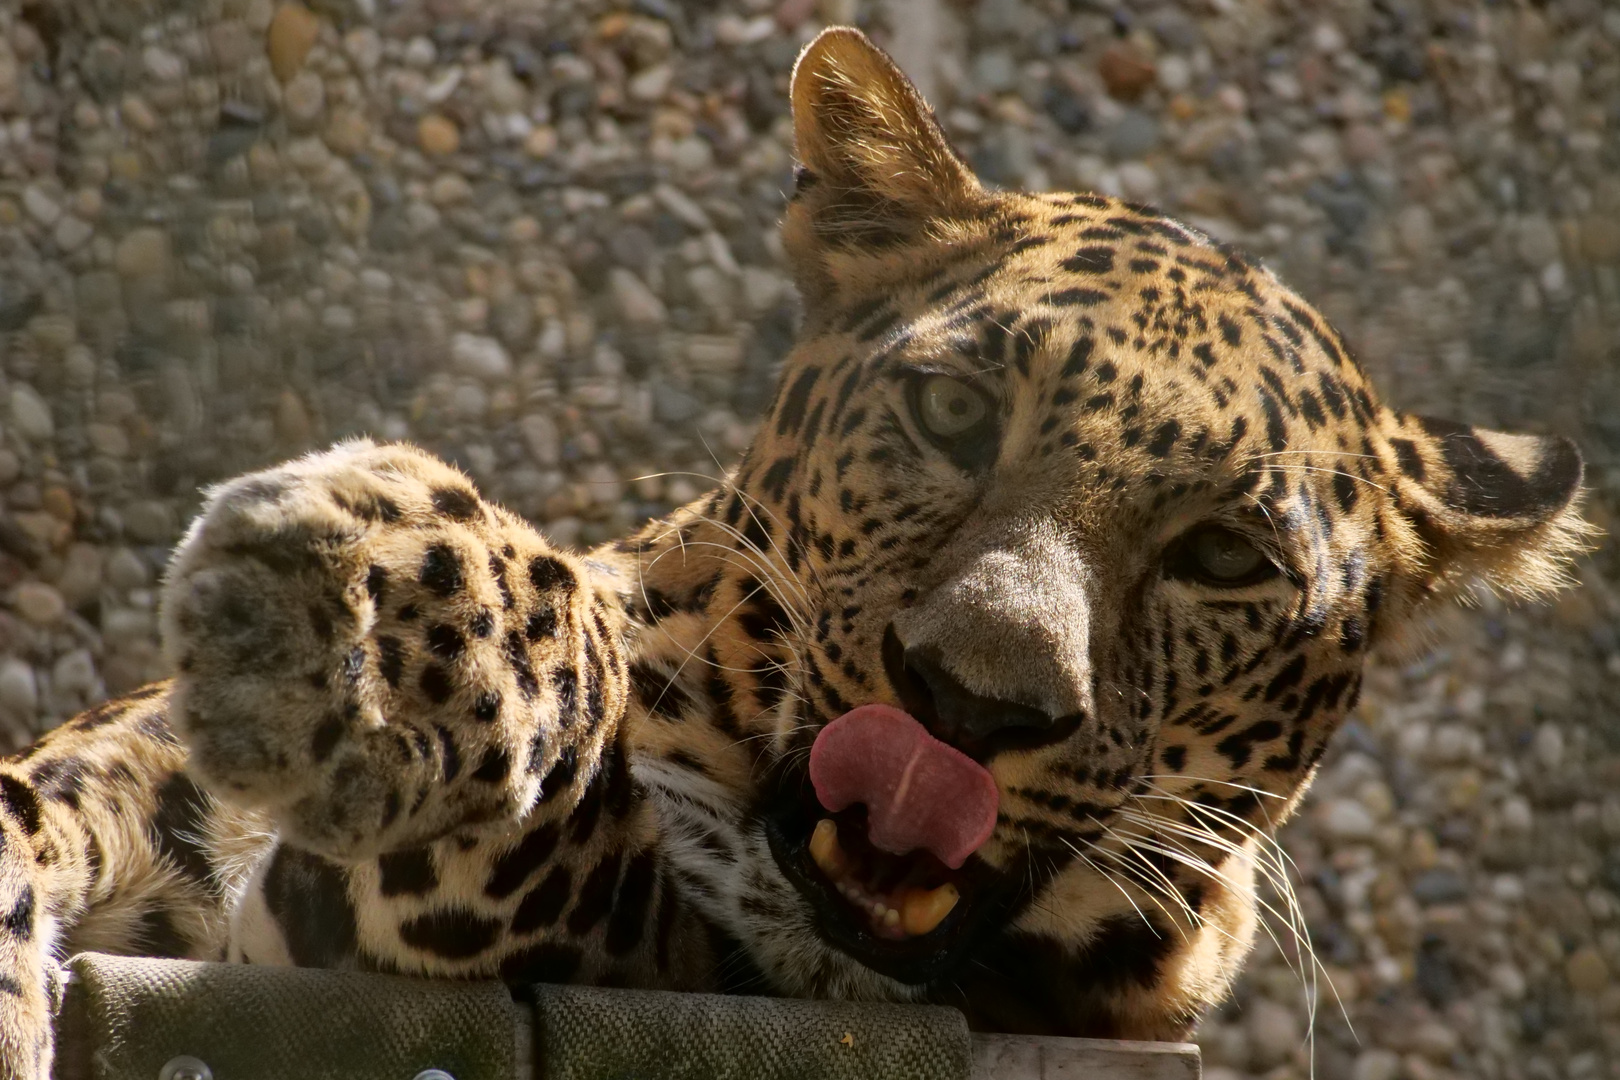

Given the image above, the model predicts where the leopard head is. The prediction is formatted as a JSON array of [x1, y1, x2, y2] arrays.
[[629, 28, 1591, 1039]]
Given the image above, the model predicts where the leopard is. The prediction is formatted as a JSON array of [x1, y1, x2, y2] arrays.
[[0, 28, 1592, 1078]]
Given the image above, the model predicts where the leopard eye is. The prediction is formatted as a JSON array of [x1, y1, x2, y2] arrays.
[[1165, 526, 1279, 587], [915, 375, 989, 439]]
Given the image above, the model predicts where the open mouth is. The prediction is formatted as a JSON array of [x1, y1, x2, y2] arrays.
[[764, 704, 1018, 984]]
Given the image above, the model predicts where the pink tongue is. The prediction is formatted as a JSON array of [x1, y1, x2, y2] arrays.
[[809, 704, 999, 870]]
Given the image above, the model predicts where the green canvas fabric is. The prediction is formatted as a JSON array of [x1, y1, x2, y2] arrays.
[[59, 954, 974, 1080], [62, 953, 518, 1080], [527, 983, 972, 1080]]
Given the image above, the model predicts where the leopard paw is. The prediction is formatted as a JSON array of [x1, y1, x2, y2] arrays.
[[160, 440, 628, 859]]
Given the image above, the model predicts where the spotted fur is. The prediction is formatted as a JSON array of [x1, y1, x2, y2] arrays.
[[0, 29, 1591, 1077]]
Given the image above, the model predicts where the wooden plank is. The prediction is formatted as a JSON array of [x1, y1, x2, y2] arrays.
[[971, 1033, 1201, 1080]]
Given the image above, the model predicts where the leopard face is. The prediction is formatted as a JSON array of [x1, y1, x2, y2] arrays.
[[623, 30, 1589, 1038]]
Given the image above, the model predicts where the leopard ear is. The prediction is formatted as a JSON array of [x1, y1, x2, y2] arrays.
[[1387, 413, 1594, 597], [784, 28, 987, 309]]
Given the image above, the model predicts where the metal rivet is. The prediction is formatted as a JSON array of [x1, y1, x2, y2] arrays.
[[413, 1071, 457, 1080], [159, 1056, 213, 1080]]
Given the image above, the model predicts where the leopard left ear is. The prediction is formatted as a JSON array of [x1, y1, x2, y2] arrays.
[[784, 28, 988, 310], [1387, 413, 1594, 597]]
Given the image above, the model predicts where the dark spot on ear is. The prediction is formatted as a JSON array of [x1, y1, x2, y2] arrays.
[[2, 774, 45, 836], [32, 757, 92, 810], [1416, 416, 1582, 519], [1390, 438, 1425, 481]]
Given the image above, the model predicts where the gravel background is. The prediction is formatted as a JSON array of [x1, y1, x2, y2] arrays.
[[0, 0, 1617, 1076]]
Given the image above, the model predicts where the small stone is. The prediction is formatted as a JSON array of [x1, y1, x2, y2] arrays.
[[55, 544, 103, 608], [86, 422, 131, 458], [1353, 1049, 1400, 1080], [1533, 721, 1564, 768], [323, 109, 368, 155], [450, 381, 489, 421], [114, 227, 173, 285], [418, 113, 460, 156], [628, 63, 673, 101], [1099, 43, 1156, 101], [1157, 54, 1192, 94], [41, 486, 74, 523], [1582, 215, 1620, 264], [450, 333, 513, 381], [1108, 110, 1160, 159], [51, 649, 97, 698], [282, 70, 325, 125], [524, 125, 558, 158], [268, 3, 321, 83], [1567, 946, 1610, 995], [122, 500, 176, 545], [105, 548, 149, 591], [0, 657, 37, 716], [275, 389, 312, 445], [1516, 214, 1560, 268], [973, 51, 1016, 95], [1395, 205, 1435, 258], [141, 45, 183, 82], [12, 581, 65, 625], [10, 385, 53, 442], [610, 268, 666, 326], [1410, 868, 1468, 905], [429, 173, 472, 205], [1245, 998, 1300, 1070], [1319, 797, 1377, 841], [119, 94, 158, 134], [22, 185, 61, 226], [343, 27, 381, 71], [521, 414, 560, 468], [53, 215, 93, 251]]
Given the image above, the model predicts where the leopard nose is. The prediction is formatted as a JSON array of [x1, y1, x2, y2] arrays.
[[881, 625, 1085, 760]]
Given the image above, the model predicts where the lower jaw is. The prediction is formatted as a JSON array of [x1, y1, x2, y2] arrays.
[[762, 801, 1010, 986]]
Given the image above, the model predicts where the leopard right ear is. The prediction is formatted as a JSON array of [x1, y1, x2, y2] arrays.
[[784, 28, 989, 311], [1384, 413, 1595, 598]]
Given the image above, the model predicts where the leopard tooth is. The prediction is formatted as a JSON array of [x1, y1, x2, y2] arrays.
[[900, 883, 960, 936], [810, 818, 850, 879]]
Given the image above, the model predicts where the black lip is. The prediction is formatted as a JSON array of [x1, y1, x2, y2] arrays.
[[762, 769, 1023, 985]]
